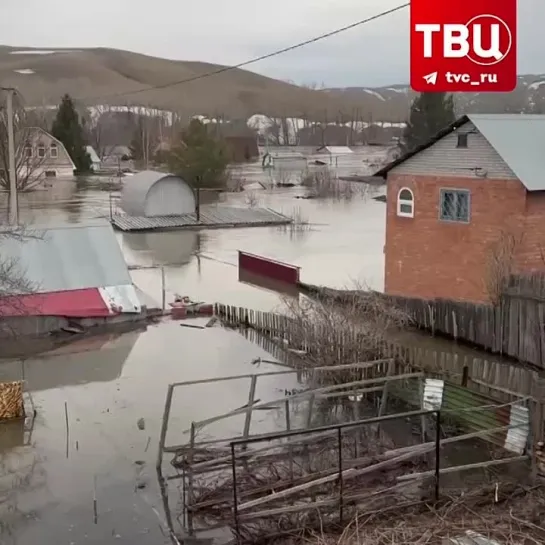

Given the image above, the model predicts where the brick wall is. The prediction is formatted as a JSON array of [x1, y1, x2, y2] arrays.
[[519, 191, 545, 271], [384, 174, 528, 303]]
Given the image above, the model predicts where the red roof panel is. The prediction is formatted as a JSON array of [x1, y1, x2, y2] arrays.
[[0, 288, 112, 318]]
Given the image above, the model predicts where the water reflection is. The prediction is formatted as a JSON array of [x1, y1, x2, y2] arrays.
[[0, 419, 24, 451], [0, 329, 142, 391], [122, 231, 203, 266], [238, 269, 300, 298]]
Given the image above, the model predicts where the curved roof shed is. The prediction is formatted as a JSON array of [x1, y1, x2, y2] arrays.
[[120, 171, 196, 217]]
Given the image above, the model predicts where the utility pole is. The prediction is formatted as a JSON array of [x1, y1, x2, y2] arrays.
[[2, 87, 18, 224]]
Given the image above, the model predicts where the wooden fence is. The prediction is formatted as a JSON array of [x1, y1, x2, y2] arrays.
[[299, 275, 545, 369], [213, 303, 541, 402], [388, 275, 545, 369]]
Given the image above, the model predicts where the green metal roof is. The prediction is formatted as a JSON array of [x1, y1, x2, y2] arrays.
[[469, 114, 545, 191], [375, 113, 545, 192]]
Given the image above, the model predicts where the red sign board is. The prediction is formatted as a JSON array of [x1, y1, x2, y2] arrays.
[[238, 251, 300, 286], [410, 0, 517, 92]]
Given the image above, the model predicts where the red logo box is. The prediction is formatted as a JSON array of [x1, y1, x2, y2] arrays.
[[410, 0, 517, 93]]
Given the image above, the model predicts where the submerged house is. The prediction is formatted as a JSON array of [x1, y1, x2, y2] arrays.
[[120, 170, 196, 217], [315, 145, 353, 166], [224, 135, 259, 162], [0, 127, 76, 189], [262, 151, 308, 170], [375, 114, 545, 304], [0, 220, 144, 335]]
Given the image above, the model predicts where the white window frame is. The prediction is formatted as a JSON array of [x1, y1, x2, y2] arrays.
[[50, 144, 58, 158], [24, 145, 33, 158], [397, 187, 414, 218], [44, 169, 57, 178], [37, 145, 46, 159]]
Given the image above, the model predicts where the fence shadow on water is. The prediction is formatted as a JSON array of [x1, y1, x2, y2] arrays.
[[213, 303, 542, 402], [387, 273, 545, 370]]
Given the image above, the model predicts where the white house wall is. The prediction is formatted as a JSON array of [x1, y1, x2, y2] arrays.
[[22, 165, 75, 178], [391, 122, 517, 179], [145, 177, 196, 216]]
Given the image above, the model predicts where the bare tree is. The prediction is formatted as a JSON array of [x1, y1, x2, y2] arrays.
[[87, 104, 111, 160], [263, 117, 283, 146], [0, 227, 39, 326], [281, 287, 409, 373], [0, 93, 49, 192], [484, 229, 522, 305]]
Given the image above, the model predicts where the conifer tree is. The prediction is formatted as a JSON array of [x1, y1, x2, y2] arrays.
[[51, 94, 91, 173], [402, 92, 456, 152], [167, 119, 228, 188]]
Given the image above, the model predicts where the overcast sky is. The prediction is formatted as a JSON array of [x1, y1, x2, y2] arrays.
[[0, 0, 543, 87]]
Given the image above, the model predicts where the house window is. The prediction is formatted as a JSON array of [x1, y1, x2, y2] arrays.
[[45, 170, 57, 178], [440, 189, 470, 223], [50, 144, 58, 158], [24, 145, 33, 158], [37, 145, 46, 158], [397, 187, 414, 218], [457, 133, 468, 148]]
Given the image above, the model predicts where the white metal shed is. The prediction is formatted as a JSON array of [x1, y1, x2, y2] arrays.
[[120, 171, 196, 217]]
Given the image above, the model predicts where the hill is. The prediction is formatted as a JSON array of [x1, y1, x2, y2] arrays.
[[1, 46, 544, 122], [324, 74, 545, 118], [0, 45, 351, 120]]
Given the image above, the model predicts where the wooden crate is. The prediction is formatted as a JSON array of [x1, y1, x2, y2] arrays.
[[0, 381, 24, 420]]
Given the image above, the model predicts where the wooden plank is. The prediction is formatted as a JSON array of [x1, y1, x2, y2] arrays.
[[397, 455, 529, 482], [237, 446, 434, 511]]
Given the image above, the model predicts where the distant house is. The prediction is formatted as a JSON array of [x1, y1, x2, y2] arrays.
[[315, 146, 353, 166], [224, 135, 259, 163], [86, 146, 101, 172], [375, 113, 545, 304], [120, 170, 196, 217], [0, 127, 75, 187], [262, 151, 308, 170], [0, 220, 143, 333], [316, 146, 353, 156], [102, 145, 134, 172]]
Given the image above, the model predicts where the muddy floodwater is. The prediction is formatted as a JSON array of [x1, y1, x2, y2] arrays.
[[0, 322, 304, 544], [0, 152, 524, 544]]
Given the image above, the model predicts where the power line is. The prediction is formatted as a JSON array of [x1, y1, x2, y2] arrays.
[[79, 3, 409, 103]]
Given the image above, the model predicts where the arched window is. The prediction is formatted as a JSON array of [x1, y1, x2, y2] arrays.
[[50, 143, 58, 158], [397, 187, 414, 218]]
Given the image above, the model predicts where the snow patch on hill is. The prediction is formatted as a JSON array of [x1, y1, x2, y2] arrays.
[[362, 89, 386, 101], [10, 49, 82, 55], [529, 81, 545, 90]]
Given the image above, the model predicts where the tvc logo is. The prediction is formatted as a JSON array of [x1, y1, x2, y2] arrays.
[[410, 0, 517, 93]]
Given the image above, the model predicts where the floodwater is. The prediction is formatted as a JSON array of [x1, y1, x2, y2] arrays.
[[0, 323, 304, 544], [0, 150, 523, 543]]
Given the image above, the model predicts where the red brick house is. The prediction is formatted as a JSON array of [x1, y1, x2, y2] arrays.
[[375, 114, 545, 304]]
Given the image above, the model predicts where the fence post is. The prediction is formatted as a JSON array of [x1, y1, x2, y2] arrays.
[[461, 365, 469, 387], [434, 411, 441, 502], [337, 426, 344, 523], [161, 266, 166, 311], [231, 442, 240, 544]]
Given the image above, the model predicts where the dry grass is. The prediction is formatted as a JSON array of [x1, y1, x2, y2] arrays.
[[280, 288, 409, 380], [276, 207, 311, 239], [300, 169, 369, 201], [304, 484, 545, 545]]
